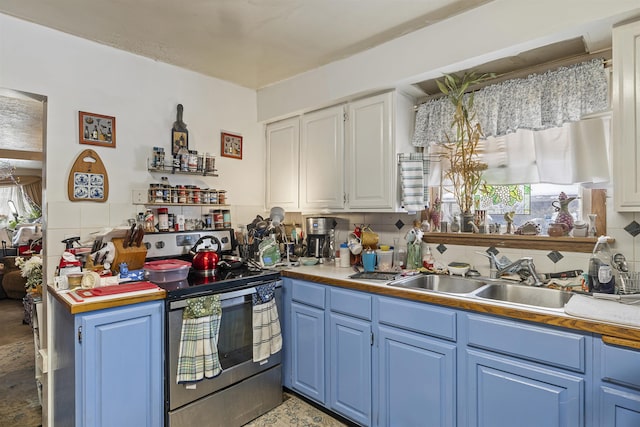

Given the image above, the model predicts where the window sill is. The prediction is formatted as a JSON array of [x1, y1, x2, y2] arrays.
[[422, 232, 610, 253]]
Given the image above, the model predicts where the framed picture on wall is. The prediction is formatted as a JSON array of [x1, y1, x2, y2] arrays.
[[79, 111, 116, 148], [221, 132, 242, 159]]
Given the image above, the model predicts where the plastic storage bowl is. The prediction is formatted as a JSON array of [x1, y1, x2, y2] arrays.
[[143, 259, 191, 283], [376, 249, 393, 271]]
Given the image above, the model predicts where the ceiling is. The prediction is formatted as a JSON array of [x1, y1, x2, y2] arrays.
[[0, 0, 493, 90]]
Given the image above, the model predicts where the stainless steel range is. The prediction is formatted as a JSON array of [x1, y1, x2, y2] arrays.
[[143, 230, 283, 427]]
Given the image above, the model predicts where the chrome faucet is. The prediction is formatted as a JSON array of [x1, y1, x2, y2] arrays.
[[477, 252, 545, 286]]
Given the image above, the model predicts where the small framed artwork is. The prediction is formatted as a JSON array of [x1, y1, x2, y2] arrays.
[[221, 132, 243, 159], [79, 111, 116, 148], [172, 129, 189, 156]]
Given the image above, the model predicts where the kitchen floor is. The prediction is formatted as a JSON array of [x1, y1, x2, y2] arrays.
[[244, 392, 348, 427], [0, 298, 41, 427]]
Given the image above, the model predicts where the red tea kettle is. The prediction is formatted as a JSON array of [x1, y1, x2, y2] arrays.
[[189, 235, 221, 275]]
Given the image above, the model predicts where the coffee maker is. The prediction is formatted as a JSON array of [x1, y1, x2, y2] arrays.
[[306, 217, 335, 263]]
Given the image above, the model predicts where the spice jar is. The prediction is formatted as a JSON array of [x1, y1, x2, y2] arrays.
[[158, 208, 169, 232]]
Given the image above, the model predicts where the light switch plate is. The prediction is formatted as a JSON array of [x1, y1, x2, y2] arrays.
[[132, 189, 147, 204]]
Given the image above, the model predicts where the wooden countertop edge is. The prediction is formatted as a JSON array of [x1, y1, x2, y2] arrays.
[[48, 285, 166, 314], [282, 270, 640, 342]]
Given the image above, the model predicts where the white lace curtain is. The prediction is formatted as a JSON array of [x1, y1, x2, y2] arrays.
[[412, 58, 609, 147]]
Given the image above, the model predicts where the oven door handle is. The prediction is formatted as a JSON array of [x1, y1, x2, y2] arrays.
[[168, 279, 280, 310]]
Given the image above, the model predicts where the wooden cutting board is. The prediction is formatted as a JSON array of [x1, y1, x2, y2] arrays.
[[67, 149, 109, 202]]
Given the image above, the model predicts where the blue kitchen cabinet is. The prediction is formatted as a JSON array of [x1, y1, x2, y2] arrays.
[[377, 325, 456, 427], [289, 279, 327, 404], [329, 287, 372, 426], [460, 312, 589, 427], [51, 298, 164, 427], [291, 301, 326, 403], [376, 295, 458, 427], [287, 280, 373, 425], [594, 338, 640, 426], [281, 278, 293, 388]]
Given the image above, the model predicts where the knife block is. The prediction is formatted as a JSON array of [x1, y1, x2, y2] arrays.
[[111, 237, 147, 274]]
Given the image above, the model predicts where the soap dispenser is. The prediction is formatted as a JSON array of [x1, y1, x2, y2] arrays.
[[588, 236, 615, 294]]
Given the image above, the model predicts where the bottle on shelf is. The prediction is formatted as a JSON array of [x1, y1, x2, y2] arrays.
[[178, 141, 189, 172]]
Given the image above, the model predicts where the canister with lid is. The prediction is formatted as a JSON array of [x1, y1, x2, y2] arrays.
[[223, 210, 231, 228], [213, 210, 224, 229]]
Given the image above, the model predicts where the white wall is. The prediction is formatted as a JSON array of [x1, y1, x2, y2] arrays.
[[0, 13, 268, 281], [257, 0, 640, 121]]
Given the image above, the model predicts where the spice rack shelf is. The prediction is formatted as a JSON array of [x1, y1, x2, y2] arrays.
[[135, 202, 230, 207], [147, 159, 218, 177]]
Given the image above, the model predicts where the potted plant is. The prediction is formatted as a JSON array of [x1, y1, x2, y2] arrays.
[[436, 71, 493, 232]]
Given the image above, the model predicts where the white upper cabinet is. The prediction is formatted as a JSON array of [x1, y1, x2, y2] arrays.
[[346, 91, 413, 211], [266, 117, 300, 211], [300, 105, 346, 211], [266, 90, 415, 213], [613, 18, 640, 211]]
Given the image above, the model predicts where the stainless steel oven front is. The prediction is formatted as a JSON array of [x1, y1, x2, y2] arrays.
[[166, 279, 283, 427]]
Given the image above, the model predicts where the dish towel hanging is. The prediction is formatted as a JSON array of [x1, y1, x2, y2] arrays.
[[400, 158, 425, 212], [176, 295, 222, 384], [252, 283, 282, 362]]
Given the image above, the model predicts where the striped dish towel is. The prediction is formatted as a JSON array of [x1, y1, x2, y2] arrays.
[[176, 295, 222, 384], [252, 283, 282, 362], [400, 158, 425, 212]]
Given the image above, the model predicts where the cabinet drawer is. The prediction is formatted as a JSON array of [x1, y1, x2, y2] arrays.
[[291, 280, 325, 309], [330, 287, 371, 320], [377, 296, 456, 341], [599, 340, 640, 390], [464, 313, 587, 372]]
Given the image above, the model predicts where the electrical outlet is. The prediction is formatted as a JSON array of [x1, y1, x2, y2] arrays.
[[132, 190, 147, 204]]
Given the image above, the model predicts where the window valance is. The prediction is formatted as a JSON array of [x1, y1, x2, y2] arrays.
[[412, 58, 609, 147]]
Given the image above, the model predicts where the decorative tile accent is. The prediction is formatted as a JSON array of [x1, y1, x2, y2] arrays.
[[487, 247, 499, 256], [547, 251, 564, 263], [395, 219, 405, 230], [436, 244, 447, 254], [624, 221, 640, 237]]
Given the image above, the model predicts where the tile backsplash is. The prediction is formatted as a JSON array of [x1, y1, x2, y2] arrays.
[[286, 196, 640, 278]]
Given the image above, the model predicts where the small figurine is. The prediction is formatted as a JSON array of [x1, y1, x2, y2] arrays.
[[428, 197, 441, 231], [552, 192, 576, 235], [504, 211, 515, 234]]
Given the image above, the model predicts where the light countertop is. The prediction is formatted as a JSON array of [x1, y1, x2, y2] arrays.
[[281, 263, 640, 345]]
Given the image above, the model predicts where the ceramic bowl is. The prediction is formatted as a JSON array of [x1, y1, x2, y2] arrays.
[[300, 257, 319, 266]]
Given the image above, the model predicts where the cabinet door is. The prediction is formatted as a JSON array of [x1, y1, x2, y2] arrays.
[[77, 301, 164, 427], [377, 325, 456, 427], [346, 92, 393, 210], [463, 349, 584, 427], [613, 19, 640, 210], [291, 301, 326, 403], [300, 105, 345, 210], [601, 386, 640, 427], [329, 312, 372, 426], [266, 117, 300, 210]]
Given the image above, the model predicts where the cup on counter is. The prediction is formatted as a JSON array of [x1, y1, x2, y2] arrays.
[[362, 250, 376, 272], [348, 233, 363, 255]]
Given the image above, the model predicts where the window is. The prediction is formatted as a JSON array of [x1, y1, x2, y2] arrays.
[[0, 185, 40, 229], [436, 183, 583, 235]]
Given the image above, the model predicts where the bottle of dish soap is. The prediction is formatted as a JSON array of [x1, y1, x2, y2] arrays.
[[588, 236, 615, 294]]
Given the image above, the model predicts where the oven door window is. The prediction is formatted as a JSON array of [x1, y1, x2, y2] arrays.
[[217, 294, 253, 369]]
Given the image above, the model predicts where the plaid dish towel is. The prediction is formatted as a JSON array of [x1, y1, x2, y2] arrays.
[[400, 159, 425, 212], [252, 283, 282, 362], [176, 295, 222, 384]]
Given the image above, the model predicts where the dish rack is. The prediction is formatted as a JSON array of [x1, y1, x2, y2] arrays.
[[619, 271, 640, 294]]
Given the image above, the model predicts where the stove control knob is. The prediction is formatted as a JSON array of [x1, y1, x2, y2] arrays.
[[144, 242, 151, 250], [154, 241, 165, 249]]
